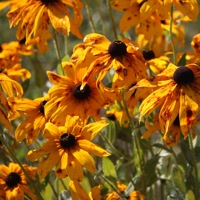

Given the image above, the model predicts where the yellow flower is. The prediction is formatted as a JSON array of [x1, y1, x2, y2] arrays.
[[26, 115, 110, 181], [137, 63, 200, 138], [4, 0, 83, 50], [0, 162, 37, 200], [8, 95, 49, 145], [69, 180, 101, 200], [110, 0, 143, 33], [142, 50, 171, 74], [72, 33, 147, 90], [104, 182, 145, 200], [185, 34, 200, 64], [45, 60, 112, 124], [0, 41, 32, 82], [142, 112, 198, 146]]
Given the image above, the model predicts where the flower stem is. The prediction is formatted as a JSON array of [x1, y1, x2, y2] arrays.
[[52, 28, 65, 75], [188, 133, 199, 200], [170, 4, 176, 64], [0, 133, 44, 200], [106, 0, 118, 40], [84, 0, 97, 33], [121, 89, 146, 196]]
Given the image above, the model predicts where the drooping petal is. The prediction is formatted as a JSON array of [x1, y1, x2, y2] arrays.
[[26, 142, 56, 161], [71, 146, 96, 173], [179, 86, 199, 138], [78, 140, 110, 157], [81, 121, 108, 140], [37, 150, 60, 180], [69, 180, 90, 200]]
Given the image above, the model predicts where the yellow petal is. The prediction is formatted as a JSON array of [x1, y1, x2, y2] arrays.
[[37, 150, 60, 179], [69, 180, 90, 200], [78, 140, 110, 157], [81, 120, 108, 140], [71, 146, 96, 173], [179, 86, 199, 138]]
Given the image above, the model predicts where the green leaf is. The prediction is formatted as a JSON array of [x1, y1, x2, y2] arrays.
[[185, 190, 195, 200], [102, 157, 117, 179], [143, 155, 159, 186], [177, 53, 186, 66], [172, 165, 186, 194], [102, 157, 117, 188], [180, 139, 193, 167]]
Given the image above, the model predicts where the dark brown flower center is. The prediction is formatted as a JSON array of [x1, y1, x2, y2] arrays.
[[60, 133, 76, 149], [173, 66, 194, 85], [142, 50, 155, 60], [73, 83, 91, 100], [39, 100, 48, 115], [40, 0, 58, 5], [5, 172, 21, 189], [108, 41, 127, 57]]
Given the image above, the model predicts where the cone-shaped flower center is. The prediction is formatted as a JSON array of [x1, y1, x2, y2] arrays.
[[5, 172, 21, 188], [108, 41, 127, 57], [39, 100, 48, 115], [173, 66, 194, 85], [142, 50, 155, 60], [60, 133, 76, 149], [40, 0, 58, 5], [73, 83, 91, 100]]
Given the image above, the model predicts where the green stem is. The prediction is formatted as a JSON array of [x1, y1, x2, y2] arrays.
[[169, 4, 176, 64], [188, 133, 199, 200], [106, 0, 118, 40], [0, 133, 44, 200], [52, 28, 65, 75], [100, 132, 124, 158], [84, 0, 97, 33], [95, 170, 126, 200], [121, 89, 146, 196]]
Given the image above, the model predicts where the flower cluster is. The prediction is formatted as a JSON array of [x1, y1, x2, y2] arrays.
[[0, 0, 200, 199]]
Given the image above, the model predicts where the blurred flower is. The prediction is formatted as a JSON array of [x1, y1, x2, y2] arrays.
[[26, 115, 110, 180], [0, 162, 37, 200], [185, 33, 200, 64], [0, 41, 32, 82], [8, 95, 49, 145], [45, 60, 113, 123], [2, 0, 83, 52], [137, 63, 200, 138], [104, 182, 145, 200], [69, 180, 101, 200]]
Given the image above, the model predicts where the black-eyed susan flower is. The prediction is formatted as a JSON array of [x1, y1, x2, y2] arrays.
[[26, 115, 110, 181], [104, 182, 145, 200], [142, 112, 198, 146], [8, 95, 49, 145], [69, 180, 101, 200], [71, 33, 147, 91], [45, 60, 113, 124], [3, 0, 83, 51], [136, 62, 200, 139], [0, 162, 37, 200]]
